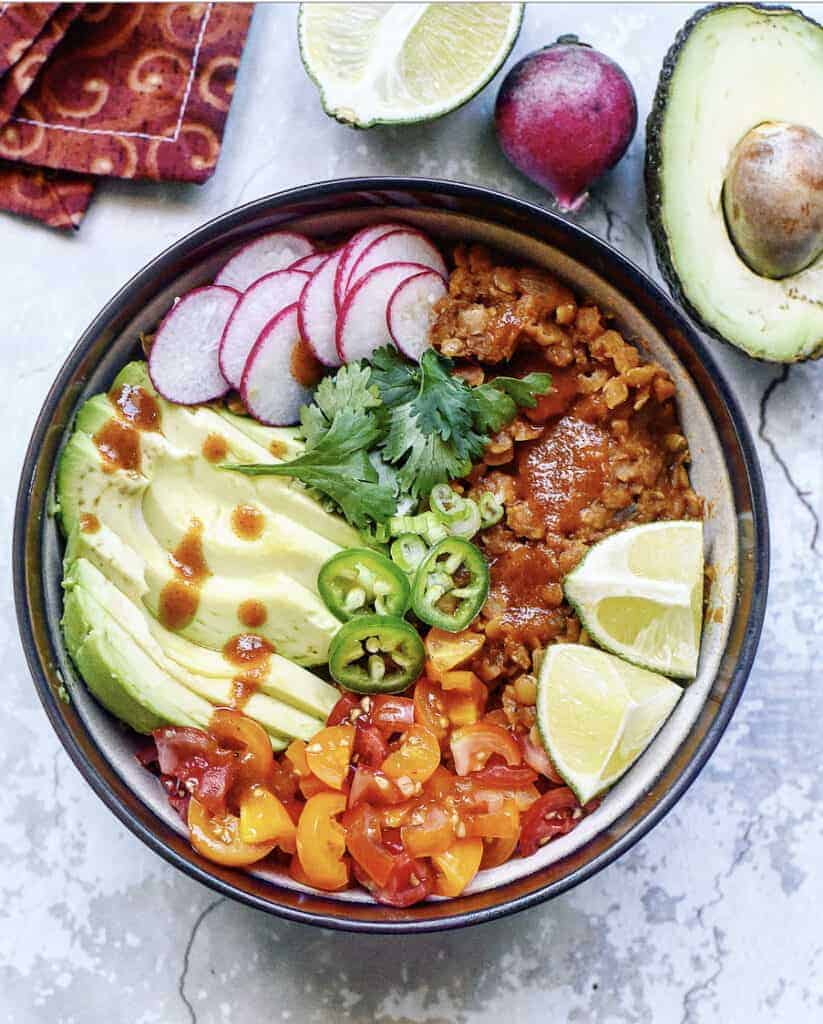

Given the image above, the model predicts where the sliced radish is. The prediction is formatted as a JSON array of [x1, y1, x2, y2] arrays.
[[241, 304, 316, 426], [334, 222, 405, 311], [337, 262, 431, 363], [348, 228, 447, 294], [290, 252, 329, 273], [218, 269, 310, 389], [215, 231, 314, 291], [387, 270, 447, 362], [298, 251, 343, 368], [149, 286, 238, 405]]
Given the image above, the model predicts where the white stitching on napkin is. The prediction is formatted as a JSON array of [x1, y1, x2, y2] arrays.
[[8, 2, 212, 144]]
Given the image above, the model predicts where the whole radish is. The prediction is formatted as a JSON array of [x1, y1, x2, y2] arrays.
[[495, 35, 637, 212]]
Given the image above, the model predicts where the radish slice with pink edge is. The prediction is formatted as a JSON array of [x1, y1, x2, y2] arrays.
[[215, 231, 314, 291], [289, 252, 329, 273], [347, 228, 447, 295], [387, 270, 447, 362], [334, 222, 406, 311], [148, 285, 238, 405], [218, 269, 310, 388], [336, 262, 432, 363], [241, 304, 320, 426], [298, 250, 343, 368]]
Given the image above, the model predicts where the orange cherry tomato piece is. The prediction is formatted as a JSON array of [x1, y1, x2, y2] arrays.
[[450, 721, 521, 776], [401, 801, 456, 858], [439, 670, 482, 693], [289, 853, 349, 891], [381, 725, 441, 785], [285, 739, 311, 778], [187, 795, 275, 866], [465, 797, 520, 840], [209, 708, 274, 787], [480, 833, 519, 870], [238, 786, 297, 852], [425, 628, 485, 676], [431, 837, 484, 897], [296, 791, 349, 890], [413, 678, 450, 745], [343, 803, 398, 886], [305, 725, 355, 790], [442, 677, 488, 728]]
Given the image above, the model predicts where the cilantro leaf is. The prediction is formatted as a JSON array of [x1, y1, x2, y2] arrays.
[[381, 403, 474, 499], [225, 409, 396, 529], [299, 362, 382, 449], [368, 346, 420, 408], [472, 372, 553, 433]]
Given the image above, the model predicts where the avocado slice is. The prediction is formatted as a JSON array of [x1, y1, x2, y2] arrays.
[[646, 4, 823, 361]]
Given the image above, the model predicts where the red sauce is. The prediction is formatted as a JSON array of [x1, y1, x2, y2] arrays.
[[290, 338, 324, 388], [238, 599, 267, 629], [526, 366, 580, 422], [231, 504, 264, 541], [79, 512, 100, 533], [489, 544, 565, 646], [517, 415, 608, 534], [94, 419, 141, 474], [158, 519, 211, 631], [202, 433, 228, 463], [109, 383, 160, 431], [223, 634, 275, 710]]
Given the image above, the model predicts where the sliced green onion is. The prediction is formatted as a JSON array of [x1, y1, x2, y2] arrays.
[[390, 534, 428, 574], [446, 499, 481, 539], [430, 483, 465, 523], [479, 492, 504, 527], [388, 511, 448, 546]]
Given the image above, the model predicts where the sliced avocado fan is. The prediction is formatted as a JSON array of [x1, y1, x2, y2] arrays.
[[57, 360, 352, 740], [646, 4, 823, 361]]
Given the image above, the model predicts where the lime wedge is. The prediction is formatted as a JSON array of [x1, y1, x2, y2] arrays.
[[298, 3, 524, 128], [536, 644, 682, 804], [563, 521, 704, 679]]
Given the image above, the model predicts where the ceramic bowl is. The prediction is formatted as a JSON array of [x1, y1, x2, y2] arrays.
[[14, 179, 768, 932]]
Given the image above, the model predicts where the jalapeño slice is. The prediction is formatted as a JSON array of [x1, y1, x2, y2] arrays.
[[411, 537, 489, 632], [318, 549, 410, 622], [328, 614, 425, 694]]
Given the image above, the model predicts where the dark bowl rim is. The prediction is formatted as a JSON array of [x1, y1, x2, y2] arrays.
[[13, 176, 769, 934]]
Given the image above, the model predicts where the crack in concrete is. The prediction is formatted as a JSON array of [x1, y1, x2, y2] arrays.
[[178, 898, 223, 1024], [758, 365, 821, 555], [679, 814, 763, 1023]]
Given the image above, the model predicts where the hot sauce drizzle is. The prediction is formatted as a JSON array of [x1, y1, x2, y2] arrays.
[[158, 519, 211, 631]]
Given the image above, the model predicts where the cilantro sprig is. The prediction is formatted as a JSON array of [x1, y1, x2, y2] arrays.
[[224, 347, 551, 532]]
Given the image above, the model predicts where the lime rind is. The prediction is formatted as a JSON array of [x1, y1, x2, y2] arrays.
[[563, 521, 704, 680], [536, 644, 682, 805], [298, 3, 524, 129]]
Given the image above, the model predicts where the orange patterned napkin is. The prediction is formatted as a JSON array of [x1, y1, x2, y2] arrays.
[[0, 2, 253, 229]]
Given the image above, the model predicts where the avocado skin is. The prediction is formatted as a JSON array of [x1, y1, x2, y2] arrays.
[[644, 3, 823, 362]]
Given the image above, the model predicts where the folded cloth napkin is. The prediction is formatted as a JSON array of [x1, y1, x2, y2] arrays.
[[0, 3, 59, 75], [0, 2, 253, 229]]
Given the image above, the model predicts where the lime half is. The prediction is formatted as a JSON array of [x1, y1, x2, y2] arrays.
[[563, 521, 704, 679], [298, 3, 524, 128], [536, 644, 682, 804]]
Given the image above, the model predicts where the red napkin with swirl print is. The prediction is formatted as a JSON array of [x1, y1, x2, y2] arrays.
[[0, 3, 253, 229]]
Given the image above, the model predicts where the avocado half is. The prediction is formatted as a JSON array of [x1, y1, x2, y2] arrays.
[[646, 4, 823, 362]]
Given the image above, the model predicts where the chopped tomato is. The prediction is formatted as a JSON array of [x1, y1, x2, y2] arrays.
[[480, 833, 519, 870], [425, 628, 485, 677], [413, 677, 450, 745], [450, 722, 522, 776], [370, 695, 415, 734], [188, 795, 275, 866], [299, 773, 335, 800], [401, 801, 455, 858], [289, 853, 349, 891], [285, 739, 311, 777], [238, 786, 297, 852], [520, 728, 563, 783], [431, 837, 484, 897], [470, 764, 537, 788], [154, 726, 237, 816], [210, 708, 274, 789], [438, 670, 482, 693], [269, 759, 300, 803], [381, 725, 441, 785], [465, 797, 520, 840], [518, 787, 579, 857], [296, 791, 349, 890], [473, 783, 540, 813], [347, 766, 404, 809], [326, 692, 359, 726], [352, 852, 433, 907], [423, 764, 457, 802], [353, 718, 389, 768], [442, 677, 488, 728], [342, 803, 397, 886], [305, 725, 355, 790], [379, 798, 418, 829]]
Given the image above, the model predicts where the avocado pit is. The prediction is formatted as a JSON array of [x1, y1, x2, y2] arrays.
[[723, 121, 823, 279]]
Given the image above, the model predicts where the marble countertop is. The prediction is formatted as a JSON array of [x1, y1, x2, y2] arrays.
[[3, 4, 821, 1022]]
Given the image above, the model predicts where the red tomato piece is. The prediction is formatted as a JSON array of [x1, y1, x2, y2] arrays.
[[327, 692, 360, 726], [342, 803, 398, 886], [450, 722, 522, 776], [518, 787, 580, 857], [470, 764, 538, 788], [354, 718, 389, 768], [352, 852, 433, 907], [347, 766, 405, 809], [370, 695, 415, 734], [519, 728, 564, 783]]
